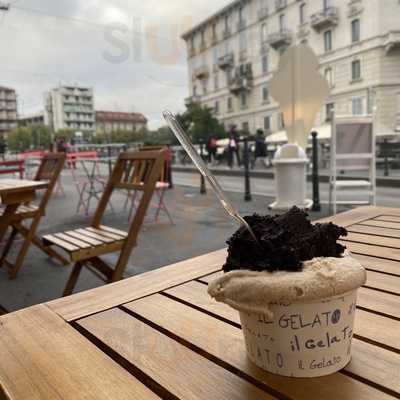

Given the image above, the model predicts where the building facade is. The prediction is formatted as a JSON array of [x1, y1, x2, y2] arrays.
[[0, 86, 18, 137], [96, 111, 148, 136], [19, 112, 45, 128], [182, 0, 400, 140], [45, 85, 95, 134]]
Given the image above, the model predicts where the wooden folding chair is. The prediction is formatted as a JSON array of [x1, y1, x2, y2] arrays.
[[0, 153, 68, 279], [124, 146, 174, 224], [42, 150, 166, 296]]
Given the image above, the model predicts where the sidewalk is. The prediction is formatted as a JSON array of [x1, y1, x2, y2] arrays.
[[173, 163, 400, 187], [0, 170, 330, 313]]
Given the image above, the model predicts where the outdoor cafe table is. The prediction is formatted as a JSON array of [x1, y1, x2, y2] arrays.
[[0, 206, 399, 400], [0, 179, 48, 242]]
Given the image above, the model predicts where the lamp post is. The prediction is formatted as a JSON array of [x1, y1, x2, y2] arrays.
[[199, 139, 206, 194], [243, 136, 252, 201], [311, 131, 321, 211]]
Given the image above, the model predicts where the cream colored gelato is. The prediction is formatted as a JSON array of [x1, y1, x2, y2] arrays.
[[208, 252, 366, 318]]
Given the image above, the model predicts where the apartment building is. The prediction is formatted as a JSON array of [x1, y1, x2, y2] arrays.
[[19, 112, 45, 128], [0, 86, 18, 137], [96, 111, 148, 136], [45, 85, 95, 134], [182, 0, 400, 140]]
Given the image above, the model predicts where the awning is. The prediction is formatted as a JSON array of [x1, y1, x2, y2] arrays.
[[265, 124, 332, 144]]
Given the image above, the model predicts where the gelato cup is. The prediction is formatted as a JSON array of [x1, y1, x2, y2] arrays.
[[208, 253, 366, 378], [239, 290, 358, 377]]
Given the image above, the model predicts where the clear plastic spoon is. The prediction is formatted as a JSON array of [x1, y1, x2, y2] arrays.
[[163, 110, 259, 244]]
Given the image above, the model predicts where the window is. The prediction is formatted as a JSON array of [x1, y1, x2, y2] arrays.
[[279, 14, 286, 31], [299, 3, 306, 24], [324, 30, 332, 52], [240, 92, 247, 108], [323, 0, 331, 10], [351, 19, 360, 43], [325, 103, 334, 121], [261, 23, 268, 43], [239, 6, 244, 22], [262, 55, 269, 74], [324, 67, 334, 88], [264, 116, 271, 131], [193, 85, 197, 96], [279, 113, 285, 129], [242, 122, 249, 132], [227, 97, 233, 111], [215, 101, 220, 114], [352, 97, 363, 115], [202, 81, 207, 95], [213, 47, 218, 65], [351, 59, 361, 80], [224, 14, 229, 30], [262, 86, 269, 102], [200, 30, 205, 47], [239, 31, 247, 52], [212, 24, 217, 41], [214, 74, 219, 90]]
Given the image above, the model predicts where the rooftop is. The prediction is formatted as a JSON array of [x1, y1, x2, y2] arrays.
[[0, 86, 15, 92], [96, 111, 148, 123], [181, 0, 244, 40]]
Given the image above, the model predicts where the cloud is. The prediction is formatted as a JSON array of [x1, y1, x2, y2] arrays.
[[0, 0, 230, 129]]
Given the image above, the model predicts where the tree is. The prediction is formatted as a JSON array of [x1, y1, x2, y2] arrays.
[[7, 127, 34, 152], [7, 125, 52, 152], [176, 102, 226, 143]]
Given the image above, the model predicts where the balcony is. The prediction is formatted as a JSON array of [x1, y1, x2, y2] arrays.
[[384, 31, 400, 54], [229, 63, 253, 95], [218, 53, 234, 70], [258, 7, 268, 21], [184, 95, 201, 106], [222, 28, 231, 39], [275, 0, 287, 12], [310, 7, 339, 32], [229, 77, 252, 95], [267, 28, 292, 50], [194, 66, 210, 80], [237, 19, 246, 32]]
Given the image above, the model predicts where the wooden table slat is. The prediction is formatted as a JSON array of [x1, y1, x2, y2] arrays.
[[340, 240, 400, 264], [344, 231, 400, 249], [374, 215, 400, 223], [352, 253, 400, 276], [348, 224, 400, 240], [124, 294, 398, 400], [359, 219, 400, 231], [47, 249, 226, 321], [0, 305, 159, 400], [77, 308, 277, 400]]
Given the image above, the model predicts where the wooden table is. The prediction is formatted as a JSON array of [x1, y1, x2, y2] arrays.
[[0, 206, 399, 400], [0, 179, 48, 242]]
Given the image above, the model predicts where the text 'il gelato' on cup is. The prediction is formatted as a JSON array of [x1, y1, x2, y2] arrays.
[[239, 290, 358, 377]]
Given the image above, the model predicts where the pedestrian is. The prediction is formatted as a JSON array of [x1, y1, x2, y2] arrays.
[[227, 126, 241, 168], [251, 129, 268, 169], [206, 135, 218, 165]]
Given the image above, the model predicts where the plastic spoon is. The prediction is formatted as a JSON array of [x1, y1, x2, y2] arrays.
[[163, 110, 259, 245]]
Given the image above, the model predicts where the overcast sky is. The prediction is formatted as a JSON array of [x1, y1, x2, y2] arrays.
[[0, 0, 229, 129]]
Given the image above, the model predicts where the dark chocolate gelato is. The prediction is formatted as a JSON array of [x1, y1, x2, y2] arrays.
[[223, 207, 347, 273]]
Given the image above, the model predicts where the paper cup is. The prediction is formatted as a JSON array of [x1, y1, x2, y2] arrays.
[[239, 290, 358, 377]]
